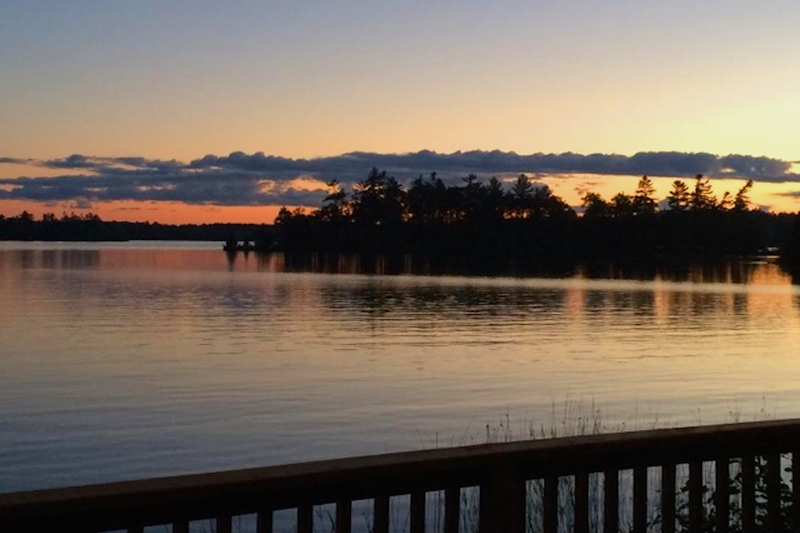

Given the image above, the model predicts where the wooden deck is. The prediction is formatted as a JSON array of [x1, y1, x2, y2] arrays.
[[3, 418, 800, 532]]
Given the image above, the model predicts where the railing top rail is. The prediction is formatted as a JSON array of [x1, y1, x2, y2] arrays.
[[4, 418, 800, 528]]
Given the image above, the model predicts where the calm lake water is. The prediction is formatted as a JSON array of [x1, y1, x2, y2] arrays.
[[2, 242, 800, 494]]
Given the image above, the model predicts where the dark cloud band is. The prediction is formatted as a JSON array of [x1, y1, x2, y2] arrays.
[[0, 149, 797, 206], [0, 172, 326, 206], [186, 150, 795, 181]]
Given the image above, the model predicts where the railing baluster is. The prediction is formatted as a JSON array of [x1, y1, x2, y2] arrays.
[[767, 452, 782, 532], [479, 468, 525, 533], [445, 487, 460, 533], [173, 520, 190, 533], [634, 466, 647, 533], [575, 471, 589, 533], [742, 455, 755, 533], [689, 461, 703, 532], [716, 457, 729, 533], [604, 469, 618, 533], [257, 508, 273, 533], [216, 514, 232, 533], [543, 476, 558, 533], [373, 495, 390, 533], [661, 463, 675, 533], [336, 498, 351, 533], [794, 450, 800, 532], [410, 489, 425, 533], [298, 503, 313, 533]]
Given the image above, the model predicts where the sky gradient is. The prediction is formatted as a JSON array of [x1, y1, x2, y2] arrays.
[[2, 1, 800, 222]]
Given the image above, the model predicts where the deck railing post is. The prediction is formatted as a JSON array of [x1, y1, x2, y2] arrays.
[[715, 457, 729, 533], [336, 498, 351, 533], [479, 466, 525, 533], [575, 471, 589, 533], [256, 508, 274, 533], [633, 466, 647, 533], [689, 461, 703, 532], [661, 463, 676, 533], [216, 514, 232, 533], [444, 487, 460, 533], [410, 489, 426, 533], [543, 475, 558, 533], [793, 450, 800, 532], [373, 494, 390, 533], [298, 503, 313, 533], [742, 455, 755, 533], [604, 469, 619, 533], [767, 452, 782, 532]]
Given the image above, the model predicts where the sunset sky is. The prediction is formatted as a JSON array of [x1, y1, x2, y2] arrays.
[[2, 0, 800, 223]]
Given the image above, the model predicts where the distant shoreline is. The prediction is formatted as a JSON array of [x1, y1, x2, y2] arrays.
[[0, 213, 275, 243]]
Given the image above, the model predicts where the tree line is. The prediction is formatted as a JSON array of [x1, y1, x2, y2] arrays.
[[0, 211, 274, 242], [275, 169, 798, 261], [3, 170, 799, 264]]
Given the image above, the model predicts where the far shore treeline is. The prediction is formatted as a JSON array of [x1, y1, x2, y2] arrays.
[[3, 169, 800, 265], [275, 169, 800, 261], [0, 212, 273, 243]]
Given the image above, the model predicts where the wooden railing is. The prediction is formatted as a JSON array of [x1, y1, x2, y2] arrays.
[[3, 418, 800, 532]]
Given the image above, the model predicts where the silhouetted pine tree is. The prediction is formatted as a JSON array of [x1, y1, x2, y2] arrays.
[[667, 180, 691, 211], [691, 174, 717, 211], [633, 175, 657, 215]]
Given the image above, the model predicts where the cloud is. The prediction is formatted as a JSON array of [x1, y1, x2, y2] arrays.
[[0, 172, 328, 206], [184, 150, 797, 181], [45, 154, 98, 169], [0, 149, 797, 206], [68, 198, 94, 210]]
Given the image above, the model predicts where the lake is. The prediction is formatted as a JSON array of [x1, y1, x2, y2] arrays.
[[2, 242, 800, 494]]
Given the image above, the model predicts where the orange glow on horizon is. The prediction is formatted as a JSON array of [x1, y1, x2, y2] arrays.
[[0, 200, 301, 225]]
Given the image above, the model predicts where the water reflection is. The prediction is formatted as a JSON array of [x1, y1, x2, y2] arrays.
[[2, 244, 800, 494], [225, 250, 795, 288], [3, 246, 793, 283]]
